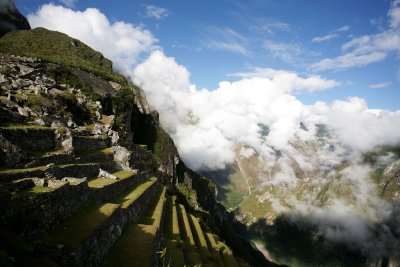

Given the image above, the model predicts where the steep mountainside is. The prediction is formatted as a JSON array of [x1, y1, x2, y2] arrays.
[[0, 0, 30, 37], [0, 27, 272, 266]]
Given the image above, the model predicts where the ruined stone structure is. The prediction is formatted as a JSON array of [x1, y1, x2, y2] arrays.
[[0, 52, 266, 267]]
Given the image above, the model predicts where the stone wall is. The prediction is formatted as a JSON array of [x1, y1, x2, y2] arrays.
[[48, 163, 101, 179], [47, 181, 159, 267], [1, 181, 90, 236], [72, 135, 110, 152], [0, 127, 55, 151], [1, 171, 152, 237]]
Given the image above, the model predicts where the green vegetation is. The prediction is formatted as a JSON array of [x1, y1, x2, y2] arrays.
[[112, 87, 135, 127], [46, 203, 119, 249], [204, 167, 248, 209], [112, 177, 157, 209], [177, 204, 203, 266], [189, 214, 212, 262], [75, 147, 112, 157], [0, 28, 125, 83], [0, 65, 11, 75], [19, 185, 53, 195], [0, 165, 46, 174], [162, 195, 186, 267], [219, 242, 239, 267], [88, 169, 136, 188], [105, 186, 166, 267], [0, 124, 51, 130], [249, 216, 366, 267]]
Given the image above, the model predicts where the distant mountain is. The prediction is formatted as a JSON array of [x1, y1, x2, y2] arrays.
[[0, 0, 30, 37]]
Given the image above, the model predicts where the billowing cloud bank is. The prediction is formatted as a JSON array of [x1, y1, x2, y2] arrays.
[[133, 50, 400, 170]]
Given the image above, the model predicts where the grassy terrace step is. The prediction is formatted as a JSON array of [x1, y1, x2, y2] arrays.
[[36, 177, 158, 266], [189, 214, 213, 263], [219, 242, 239, 267], [204, 232, 225, 267], [46, 202, 119, 250], [0, 124, 56, 151], [163, 195, 185, 267], [88, 170, 136, 188], [74, 147, 113, 163], [105, 186, 166, 267], [0, 165, 47, 182], [0, 162, 113, 181], [177, 204, 202, 266], [111, 176, 157, 209]]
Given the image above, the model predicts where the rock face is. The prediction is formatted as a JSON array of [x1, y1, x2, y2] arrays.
[[0, 0, 31, 38]]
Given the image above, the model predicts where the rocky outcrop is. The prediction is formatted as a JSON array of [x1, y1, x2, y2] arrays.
[[0, 0, 30, 38]]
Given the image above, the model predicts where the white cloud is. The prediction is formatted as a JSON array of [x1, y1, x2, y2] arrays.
[[389, 0, 400, 28], [58, 0, 76, 8], [133, 50, 400, 171], [264, 40, 303, 64], [203, 27, 250, 56], [253, 19, 291, 34], [231, 68, 339, 92], [310, 51, 387, 71], [335, 25, 350, 32], [311, 26, 349, 43], [369, 81, 392, 88], [312, 33, 337, 43], [27, 4, 157, 76], [145, 5, 170, 20], [311, 1, 400, 72]]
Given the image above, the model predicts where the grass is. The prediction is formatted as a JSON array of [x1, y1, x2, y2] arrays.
[[177, 204, 202, 266], [219, 242, 239, 267], [106, 185, 166, 267], [0, 165, 46, 174], [77, 148, 113, 156], [0, 28, 126, 83], [27, 149, 65, 158], [46, 203, 119, 249], [88, 170, 136, 188], [163, 195, 186, 266], [112, 177, 157, 209], [18, 186, 53, 195], [172, 198, 180, 239], [0, 124, 51, 130], [105, 223, 157, 267], [163, 240, 186, 267], [178, 204, 195, 246], [189, 214, 212, 262], [138, 185, 166, 226]]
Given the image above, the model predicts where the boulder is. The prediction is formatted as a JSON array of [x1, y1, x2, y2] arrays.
[[17, 106, 29, 117], [98, 168, 118, 180], [112, 146, 131, 168], [61, 136, 73, 152]]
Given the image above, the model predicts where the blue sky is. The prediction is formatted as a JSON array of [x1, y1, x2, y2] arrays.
[[15, 0, 399, 110]]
